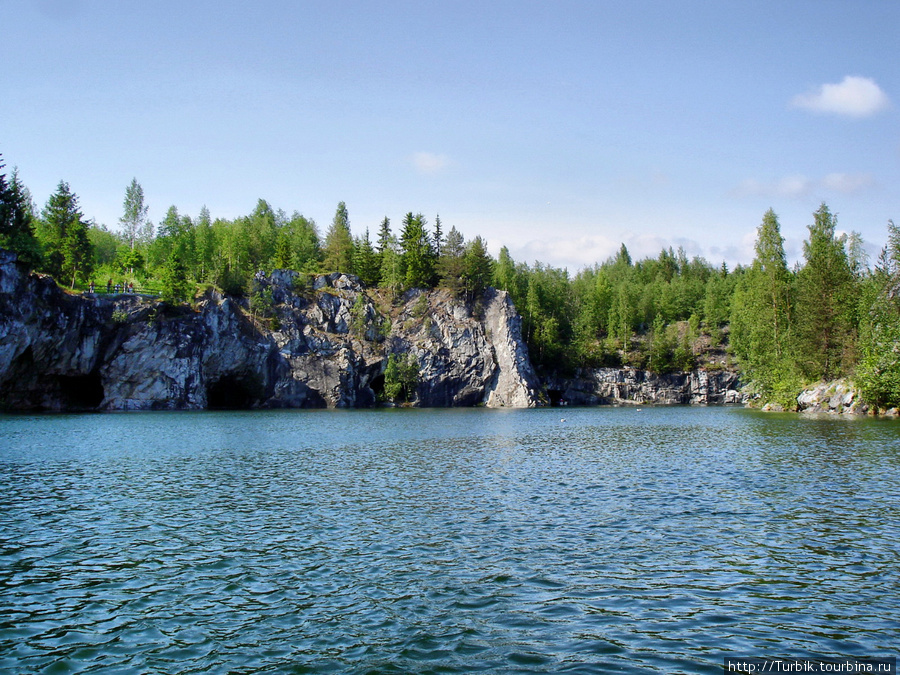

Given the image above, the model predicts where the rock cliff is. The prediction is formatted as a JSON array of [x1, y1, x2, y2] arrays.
[[546, 366, 746, 406], [0, 250, 540, 411], [790, 379, 896, 416]]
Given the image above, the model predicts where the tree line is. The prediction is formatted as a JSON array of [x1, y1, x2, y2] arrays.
[[1, 155, 898, 409]]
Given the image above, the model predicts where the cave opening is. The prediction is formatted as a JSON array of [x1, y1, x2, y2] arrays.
[[369, 373, 385, 402], [56, 373, 105, 410], [206, 374, 262, 410], [546, 389, 565, 406]]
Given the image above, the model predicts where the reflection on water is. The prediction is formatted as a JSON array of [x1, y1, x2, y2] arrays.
[[1, 407, 898, 673]]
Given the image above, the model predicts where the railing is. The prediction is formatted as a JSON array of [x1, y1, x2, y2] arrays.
[[74, 283, 163, 297]]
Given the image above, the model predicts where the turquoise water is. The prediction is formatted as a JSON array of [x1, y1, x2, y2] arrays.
[[1, 407, 898, 673]]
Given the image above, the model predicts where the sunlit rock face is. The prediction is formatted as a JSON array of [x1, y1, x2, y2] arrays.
[[0, 250, 540, 411]]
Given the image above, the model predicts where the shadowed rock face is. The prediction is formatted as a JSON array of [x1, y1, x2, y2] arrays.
[[0, 250, 540, 411], [545, 367, 746, 406]]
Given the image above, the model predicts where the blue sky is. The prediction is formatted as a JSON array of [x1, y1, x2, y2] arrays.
[[3, 0, 899, 271]]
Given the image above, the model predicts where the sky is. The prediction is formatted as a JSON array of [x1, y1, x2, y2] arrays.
[[3, 0, 899, 271]]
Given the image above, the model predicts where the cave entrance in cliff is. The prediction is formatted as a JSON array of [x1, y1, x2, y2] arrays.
[[56, 373, 105, 410], [206, 374, 262, 410], [546, 389, 565, 406], [370, 374, 385, 402]]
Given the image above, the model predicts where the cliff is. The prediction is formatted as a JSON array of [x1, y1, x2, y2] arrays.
[[0, 250, 540, 411], [546, 366, 746, 406], [776, 379, 897, 416]]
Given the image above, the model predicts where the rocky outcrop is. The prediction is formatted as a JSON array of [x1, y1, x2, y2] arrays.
[[792, 379, 897, 416], [0, 250, 540, 411], [547, 367, 746, 406]]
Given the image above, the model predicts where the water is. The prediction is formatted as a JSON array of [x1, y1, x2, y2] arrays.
[[1, 407, 898, 674]]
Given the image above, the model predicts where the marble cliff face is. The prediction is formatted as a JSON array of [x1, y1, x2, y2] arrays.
[[0, 249, 540, 411]]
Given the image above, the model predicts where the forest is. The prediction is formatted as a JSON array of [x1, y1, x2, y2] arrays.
[[2, 154, 899, 410]]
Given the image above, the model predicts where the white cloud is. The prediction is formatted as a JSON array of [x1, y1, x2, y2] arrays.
[[734, 175, 813, 199], [514, 235, 619, 268], [734, 172, 875, 199], [790, 76, 890, 117], [410, 151, 449, 175], [508, 233, 715, 271], [821, 172, 876, 193]]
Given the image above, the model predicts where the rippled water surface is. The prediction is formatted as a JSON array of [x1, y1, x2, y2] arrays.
[[1, 407, 899, 673]]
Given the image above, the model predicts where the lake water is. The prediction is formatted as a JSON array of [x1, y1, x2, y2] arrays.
[[1, 407, 898, 674]]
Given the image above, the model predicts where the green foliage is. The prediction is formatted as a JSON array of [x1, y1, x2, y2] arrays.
[[160, 253, 191, 304], [0, 165, 42, 269], [118, 247, 145, 274], [730, 209, 795, 399], [855, 221, 900, 409], [379, 234, 404, 297], [400, 212, 436, 289], [119, 178, 148, 250], [250, 284, 275, 314], [324, 201, 354, 273], [462, 235, 493, 300], [37, 180, 94, 288], [794, 203, 856, 381], [411, 293, 429, 318], [6, 148, 898, 409], [383, 352, 419, 403], [349, 293, 369, 338], [437, 226, 465, 294], [353, 229, 381, 287]]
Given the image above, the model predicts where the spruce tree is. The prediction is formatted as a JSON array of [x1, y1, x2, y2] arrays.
[[795, 203, 856, 381], [855, 220, 900, 408], [323, 201, 354, 273], [379, 234, 403, 295], [352, 229, 380, 287], [437, 226, 465, 294], [399, 212, 435, 289], [376, 216, 391, 255], [433, 214, 444, 257], [37, 181, 94, 286], [729, 209, 799, 402], [161, 253, 191, 303], [462, 235, 493, 299], [0, 162, 41, 268]]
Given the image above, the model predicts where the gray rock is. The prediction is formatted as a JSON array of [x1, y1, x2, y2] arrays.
[[548, 367, 746, 406], [0, 252, 540, 411], [796, 379, 869, 415]]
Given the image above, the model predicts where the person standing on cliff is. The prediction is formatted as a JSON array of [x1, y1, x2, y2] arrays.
[[106, 279, 112, 294]]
